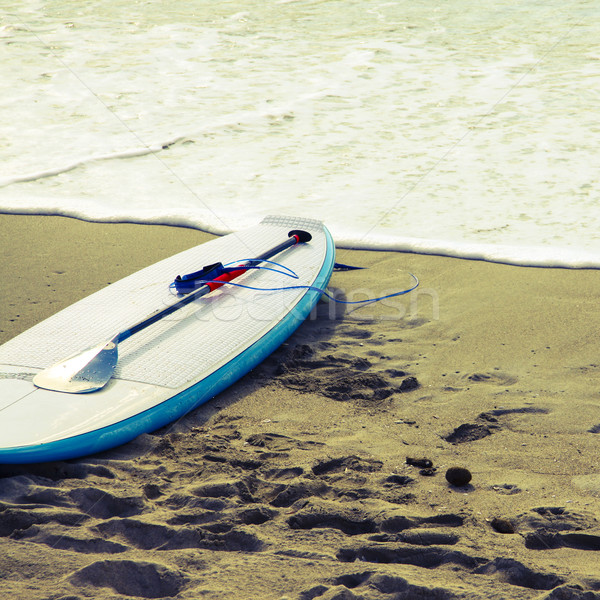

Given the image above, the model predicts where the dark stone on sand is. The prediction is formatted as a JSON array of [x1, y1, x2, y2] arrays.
[[419, 468, 437, 477], [406, 457, 433, 469], [399, 376, 419, 392], [491, 517, 516, 534], [445, 466, 472, 487]]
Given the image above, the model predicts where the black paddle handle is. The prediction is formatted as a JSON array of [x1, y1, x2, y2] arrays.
[[251, 229, 312, 264]]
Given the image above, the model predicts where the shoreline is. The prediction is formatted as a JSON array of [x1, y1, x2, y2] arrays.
[[3, 210, 600, 271], [1, 213, 600, 599]]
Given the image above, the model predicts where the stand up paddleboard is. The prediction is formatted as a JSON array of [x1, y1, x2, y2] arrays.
[[0, 216, 335, 464]]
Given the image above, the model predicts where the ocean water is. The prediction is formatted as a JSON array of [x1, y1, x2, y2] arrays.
[[1, 0, 599, 267]]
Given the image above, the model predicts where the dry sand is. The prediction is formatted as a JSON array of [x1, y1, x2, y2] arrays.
[[1, 214, 599, 600]]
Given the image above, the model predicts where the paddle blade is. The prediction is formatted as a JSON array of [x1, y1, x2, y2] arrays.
[[33, 341, 118, 394]]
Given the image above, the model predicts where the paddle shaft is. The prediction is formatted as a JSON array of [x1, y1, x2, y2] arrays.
[[116, 230, 310, 344]]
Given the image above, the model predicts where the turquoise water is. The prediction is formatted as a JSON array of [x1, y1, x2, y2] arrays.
[[1, 1, 599, 266]]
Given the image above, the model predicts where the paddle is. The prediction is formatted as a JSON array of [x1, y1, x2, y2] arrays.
[[33, 229, 312, 394]]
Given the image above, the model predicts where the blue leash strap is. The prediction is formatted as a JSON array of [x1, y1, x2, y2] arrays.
[[171, 258, 418, 305], [180, 274, 420, 305]]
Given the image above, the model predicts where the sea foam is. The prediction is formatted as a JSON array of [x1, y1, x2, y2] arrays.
[[2, 1, 599, 268]]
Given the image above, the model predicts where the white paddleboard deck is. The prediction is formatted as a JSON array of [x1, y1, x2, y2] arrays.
[[0, 216, 334, 463]]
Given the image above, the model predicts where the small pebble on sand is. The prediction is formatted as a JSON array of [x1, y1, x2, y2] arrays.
[[445, 466, 472, 487], [490, 517, 516, 534]]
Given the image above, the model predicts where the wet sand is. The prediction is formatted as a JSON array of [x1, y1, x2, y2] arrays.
[[1, 214, 599, 600]]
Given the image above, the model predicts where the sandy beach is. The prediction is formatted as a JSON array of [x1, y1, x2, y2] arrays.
[[1, 213, 599, 600]]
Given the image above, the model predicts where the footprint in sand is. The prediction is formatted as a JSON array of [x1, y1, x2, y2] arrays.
[[474, 557, 564, 591], [69, 487, 145, 519], [275, 343, 418, 403], [17, 529, 129, 554], [444, 421, 499, 444], [300, 573, 459, 600], [246, 432, 324, 452], [312, 455, 384, 476], [0, 460, 115, 481], [444, 406, 549, 444], [511, 506, 600, 552], [69, 560, 188, 598], [463, 371, 518, 386], [95, 516, 263, 552], [337, 543, 483, 570]]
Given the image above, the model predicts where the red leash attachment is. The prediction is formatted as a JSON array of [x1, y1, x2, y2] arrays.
[[172, 229, 312, 295]]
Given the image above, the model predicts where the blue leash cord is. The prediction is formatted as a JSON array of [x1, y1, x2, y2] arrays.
[[170, 259, 419, 305]]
